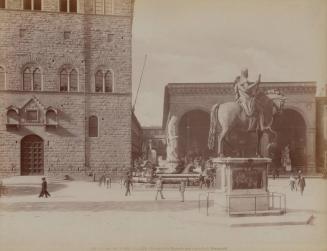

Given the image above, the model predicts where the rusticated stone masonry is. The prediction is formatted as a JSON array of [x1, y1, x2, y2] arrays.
[[0, 0, 134, 178]]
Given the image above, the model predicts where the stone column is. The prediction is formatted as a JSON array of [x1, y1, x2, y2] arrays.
[[306, 128, 316, 173]]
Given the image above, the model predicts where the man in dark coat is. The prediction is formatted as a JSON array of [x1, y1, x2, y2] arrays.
[[179, 180, 186, 202], [298, 172, 306, 196], [124, 175, 133, 196], [39, 177, 51, 198]]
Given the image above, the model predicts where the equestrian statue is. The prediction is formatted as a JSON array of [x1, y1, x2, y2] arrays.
[[208, 68, 286, 157]]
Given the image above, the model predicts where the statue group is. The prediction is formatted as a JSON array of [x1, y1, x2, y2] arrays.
[[163, 68, 286, 174], [208, 68, 286, 157]]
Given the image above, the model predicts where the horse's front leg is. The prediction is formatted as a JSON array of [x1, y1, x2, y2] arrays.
[[256, 130, 263, 157], [218, 128, 228, 157]]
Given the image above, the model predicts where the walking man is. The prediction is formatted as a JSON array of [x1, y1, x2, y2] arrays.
[[298, 174, 306, 196], [155, 176, 165, 200], [289, 174, 296, 191], [39, 177, 51, 198], [199, 173, 204, 189], [124, 175, 132, 196], [105, 174, 111, 189], [179, 180, 186, 202], [0, 180, 4, 197]]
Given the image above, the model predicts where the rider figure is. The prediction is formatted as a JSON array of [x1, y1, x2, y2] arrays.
[[234, 68, 261, 131]]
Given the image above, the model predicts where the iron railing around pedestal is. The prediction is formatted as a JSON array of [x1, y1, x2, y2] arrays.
[[226, 192, 286, 216], [198, 191, 216, 216]]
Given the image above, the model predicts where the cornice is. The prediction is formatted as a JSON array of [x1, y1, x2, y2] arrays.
[[167, 82, 316, 96], [0, 90, 131, 97]]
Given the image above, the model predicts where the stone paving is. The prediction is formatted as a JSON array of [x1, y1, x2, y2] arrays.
[[0, 176, 326, 251]]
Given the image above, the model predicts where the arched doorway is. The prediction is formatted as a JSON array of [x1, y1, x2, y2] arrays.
[[273, 109, 306, 171], [21, 135, 44, 175], [178, 110, 210, 160]]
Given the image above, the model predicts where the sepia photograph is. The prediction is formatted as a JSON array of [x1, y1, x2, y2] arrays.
[[0, 0, 326, 250]]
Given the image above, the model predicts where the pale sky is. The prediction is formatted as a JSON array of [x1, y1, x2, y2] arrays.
[[132, 0, 327, 126]]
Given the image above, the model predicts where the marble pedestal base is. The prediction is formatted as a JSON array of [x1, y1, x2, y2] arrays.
[[211, 157, 271, 214]]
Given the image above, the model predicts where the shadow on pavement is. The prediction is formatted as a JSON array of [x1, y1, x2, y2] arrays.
[[2, 183, 67, 197], [0, 200, 214, 212], [286, 208, 327, 215]]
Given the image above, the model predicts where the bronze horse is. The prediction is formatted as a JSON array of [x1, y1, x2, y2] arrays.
[[208, 89, 286, 157]]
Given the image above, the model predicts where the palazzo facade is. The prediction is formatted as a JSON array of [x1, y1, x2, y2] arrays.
[[162, 82, 317, 173], [0, 0, 134, 177]]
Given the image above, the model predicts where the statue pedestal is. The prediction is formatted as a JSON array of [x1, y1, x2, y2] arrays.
[[211, 157, 271, 214]]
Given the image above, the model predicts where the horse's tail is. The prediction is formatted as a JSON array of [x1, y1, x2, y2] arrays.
[[208, 103, 220, 150]]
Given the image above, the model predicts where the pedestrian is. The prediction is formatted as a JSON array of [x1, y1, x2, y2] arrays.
[[99, 174, 106, 187], [39, 177, 51, 198], [105, 174, 111, 189], [205, 176, 210, 188], [179, 180, 186, 202], [199, 173, 204, 189], [298, 175, 306, 196], [297, 170, 302, 180], [295, 170, 303, 191], [276, 168, 280, 179], [155, 176, 165, 200], [0, 180, 3, 197], [123, 175, 132, 196], [289, 174, 295, 191], [209, 175, 215, 188]]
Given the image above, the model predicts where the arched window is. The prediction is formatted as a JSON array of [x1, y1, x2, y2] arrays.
[[23, 0, 32, 10], [23, 0, 41, 10], [33, 68, 41, 91], [34, 0, 41, 10], [95, 69, 114, 93], [95, 70, 103, 92], [45, 108, 58, 127], [89, 116, 98, 137], [0, 0, 6, 8], [59, 67, 78, 92], [104, 71, 113, 92], [95, 0, 104, 14], [7, 108, 20, 126], [69, 0, 77, 12], [95, 0, 113, 14], [0, 66, 5, 90], [60, 69, 68, 92], [23, 68, 32, 91], [22, 65, 42, 91], [59, 0, 67, 12], [69, 69, 78, 92], [105, 0, 113, 14], [60, 0, 77, 12]]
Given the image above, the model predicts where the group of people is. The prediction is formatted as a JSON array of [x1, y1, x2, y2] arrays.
[[198, 173, 215, 189], [289, 170, 306, 195], [122, 175, 186, 202], [154, 177, 186, 202], [98, 174, 112, 189]]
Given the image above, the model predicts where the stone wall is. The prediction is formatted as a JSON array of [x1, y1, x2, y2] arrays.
[[0, 1, 133, 178], [0, 91, 131, 177], [0, 10, 132, 93], [5, 0, 133, 15]]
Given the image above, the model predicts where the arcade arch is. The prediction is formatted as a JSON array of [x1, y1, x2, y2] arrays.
[[178, 110, 210, 160]]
